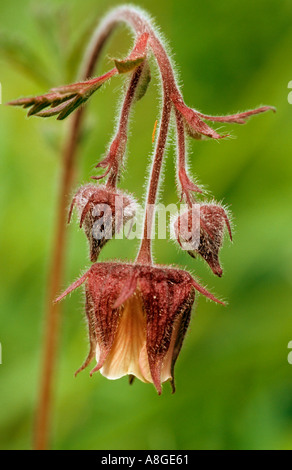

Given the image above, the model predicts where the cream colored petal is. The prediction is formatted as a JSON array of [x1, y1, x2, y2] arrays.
[[100, 291, 148, 382], [139, 343, 152, 383]]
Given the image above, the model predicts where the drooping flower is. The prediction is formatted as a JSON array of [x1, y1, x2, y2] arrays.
[[174, 204, 232, 277], [68, 184, 137, 262], [55, 262, 223, 394]]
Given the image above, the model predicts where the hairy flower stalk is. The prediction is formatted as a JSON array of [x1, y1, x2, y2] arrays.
[[94, 62, 146, 188], [175, 108, 202, 206], [8, 5, 275, 448]]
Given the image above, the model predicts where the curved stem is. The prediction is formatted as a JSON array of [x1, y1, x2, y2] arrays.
[[86, 6, 182, 264], [107, 7, 181, 264]]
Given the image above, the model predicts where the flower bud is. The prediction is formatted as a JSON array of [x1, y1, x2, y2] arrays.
[[174, 204, 232, 277], [68, 184, 136, 262]]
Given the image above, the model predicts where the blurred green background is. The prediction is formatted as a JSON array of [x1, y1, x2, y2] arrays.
[[1, 0, 292, 450]]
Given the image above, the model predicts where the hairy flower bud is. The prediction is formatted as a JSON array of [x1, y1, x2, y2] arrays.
[[55, 262, 223, 394], [68, 184, 136, 262], [174, 204, 232, 277]]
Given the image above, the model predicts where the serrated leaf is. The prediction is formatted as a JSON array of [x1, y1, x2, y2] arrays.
[[8, 68, 117, 120], [57, 95, 87, 120], [27, 101, 51, 116], [35, 97, 77, 118]]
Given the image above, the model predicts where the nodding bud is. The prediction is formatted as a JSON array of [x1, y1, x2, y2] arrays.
[[68, 184, 137, 262], [174, 204, 232, 277]]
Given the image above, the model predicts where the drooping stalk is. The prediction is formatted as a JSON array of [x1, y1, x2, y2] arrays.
[[109, 8, 182, 264], [85, 6, 185, 264]]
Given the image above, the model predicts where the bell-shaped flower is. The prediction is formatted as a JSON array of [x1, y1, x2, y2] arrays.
[[55, 262, 223, 394]]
